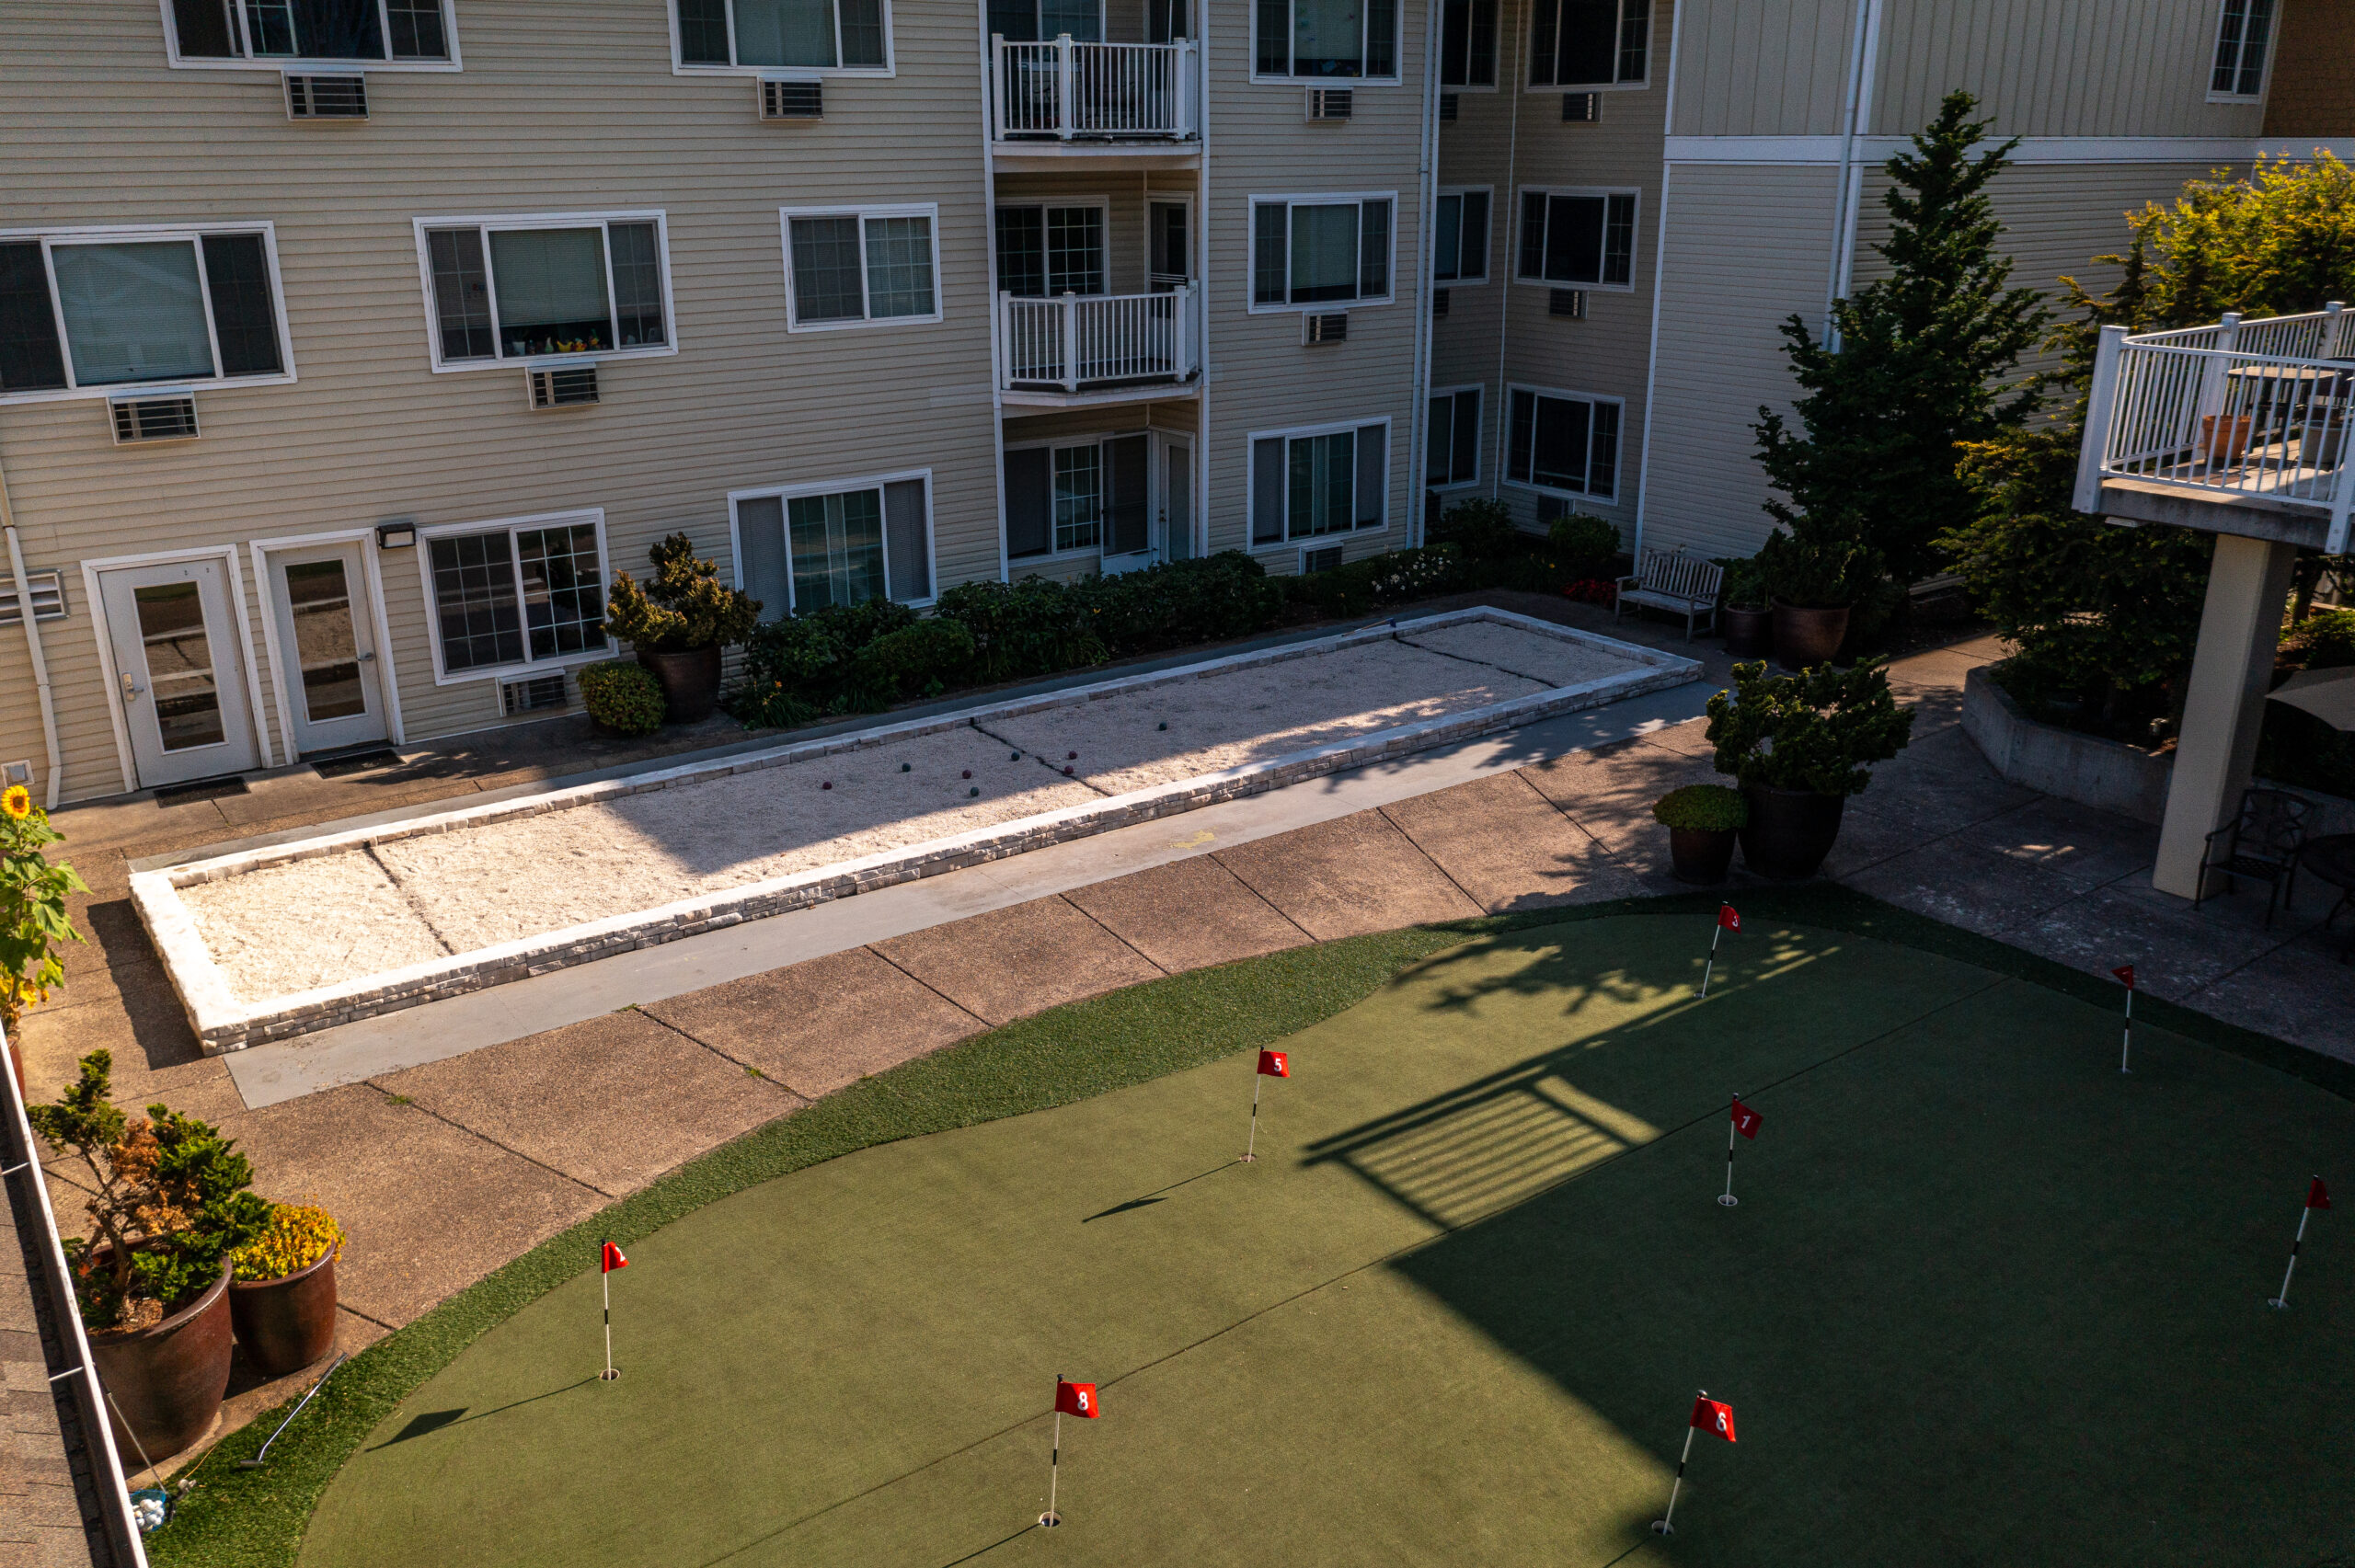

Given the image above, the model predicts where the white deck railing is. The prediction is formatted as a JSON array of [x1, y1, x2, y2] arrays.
[[991, 35, 1199, 141], [2078, 303, 2355, 551], [999, 287, 1197, 392]]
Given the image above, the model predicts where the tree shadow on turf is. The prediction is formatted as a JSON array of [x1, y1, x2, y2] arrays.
[[368, 1377, 600, 1450]]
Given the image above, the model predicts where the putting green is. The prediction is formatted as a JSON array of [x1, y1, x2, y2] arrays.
[[299, 915, 2353, 1567]]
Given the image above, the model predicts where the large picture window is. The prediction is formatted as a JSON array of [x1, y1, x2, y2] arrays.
[[1427, 387, 1481, 487], [1433, 189, 1490, 284], [1005, 436, 1150, 559], [2210, 0, 2276, 98], [673, 0, 889, 71], [1516, 189, 1637, 289], [734, 474, 935, 612], [995, 204, 1108, 298], [1250, 420, 1389, 544], [167, 0, 454, 65], [784, 207, 941, 328], [1528, 0, 1647, 87], [421, 512, 608, 679], [417, 214, 671, 368], [0, 226, 289, 399], [1506, 387, 1618, 499], [1254, 0, 1397, 79], [1438, 0, 1494, 86], [1250, 196, 1394, 310]]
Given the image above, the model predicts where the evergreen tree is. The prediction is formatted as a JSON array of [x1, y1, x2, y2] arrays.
[[1753, 91, 2050, 593]]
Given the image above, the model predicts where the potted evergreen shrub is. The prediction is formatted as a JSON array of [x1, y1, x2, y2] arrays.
[[1650, 784, 1747, 885], [1705, 658, 1914, 879], [1717, 557, 1773, 658], [579, 660, 666, 737], [1755, 521, 1872, 669], [602, 533, 762, 724], [229, 1201, 345, 1378], [29, 1051, 270, 1464]]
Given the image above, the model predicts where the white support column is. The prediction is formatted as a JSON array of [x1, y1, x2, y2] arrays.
[[2153, 532, 2301, 898]]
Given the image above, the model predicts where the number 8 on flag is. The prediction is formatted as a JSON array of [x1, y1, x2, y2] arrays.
[[1055, 1379, 1100, 1418]]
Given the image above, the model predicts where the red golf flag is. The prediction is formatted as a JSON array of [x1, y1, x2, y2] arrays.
[[2113, 964, 2136, 990], [1717, 904, 1740, 933], [601, 1242, 628, 1274], [1730, 1097, 1762, 1139], [1258, 1049, 1290, 1079], [1054, 1379, 1101, 1419], [1689, 1396, 1736, 1442], [2311, 1176, 2333, 1211]]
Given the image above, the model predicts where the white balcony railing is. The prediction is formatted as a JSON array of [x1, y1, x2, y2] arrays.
[[2078, 303, 2355, 551], [999, 287, 1197, 393], [991, 35, 1199, 142]]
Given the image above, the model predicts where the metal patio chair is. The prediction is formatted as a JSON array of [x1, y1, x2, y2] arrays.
[[2194, 786, 2313, 928]]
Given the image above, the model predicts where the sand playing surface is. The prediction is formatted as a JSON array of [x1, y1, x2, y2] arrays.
[[183, 622, 1652, 1004]]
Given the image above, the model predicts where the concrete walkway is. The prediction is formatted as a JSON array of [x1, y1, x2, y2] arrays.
[[18, 595, 2355, 1474]]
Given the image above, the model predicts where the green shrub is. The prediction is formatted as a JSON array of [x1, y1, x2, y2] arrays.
[[602, 533, 761, 653], [729, 600, 918, 727], [1651, 784, 1749, 831], [0, 785, 85, 1033], [1548, 513, 1619, 580], [578, 661, 665, 735], [1756, 521, 1873, 610], [851, 618, 978, 702], [1717, 556, 1767, 610], [1077, 552, 1287, 653], [935, 578, 1106, 683], [1429, 497, 1520, 559], [1705, 658, 1915, 796], [2280, 609, 2355, 672]]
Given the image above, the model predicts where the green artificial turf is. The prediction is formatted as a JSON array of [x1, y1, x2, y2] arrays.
[[149, 888, 2355, 1567]]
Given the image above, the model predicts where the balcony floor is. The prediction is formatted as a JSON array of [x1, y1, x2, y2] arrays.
[[1002, 375, 1200, 408]]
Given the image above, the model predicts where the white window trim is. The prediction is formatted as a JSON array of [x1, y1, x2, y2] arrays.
[[408, 211, 679, 373], [666, 0, 898, 76], [1501, 383, 1625, 503], [1436, 0, 1498, 90], [779, 204, 947, 332], [1433, 186, 1493, 286], [414, 508, 613, 686], [1246, 192, 1400, 315], [1249, 0, 1405, 84], [994, 196, 1116, 297], [1425, 383, 1483, 489], [1511, 186, 1641, 293], [727, 467, 938, 611], [157, 0, 464, 70], [78, 543, 274, 791], [1003, 429, 1129, 562], [1246, 414, 1396, 549], [1528, 0, 1648, 90], [0, 222, 298, 406], [2205, 0, 2278, 103]]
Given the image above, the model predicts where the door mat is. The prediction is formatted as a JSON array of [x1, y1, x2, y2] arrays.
[[152, 776, 252, 807], [311, 749, 405, 780]]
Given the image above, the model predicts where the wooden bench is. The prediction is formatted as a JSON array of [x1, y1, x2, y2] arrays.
[[1614, 546, 1723, 641]]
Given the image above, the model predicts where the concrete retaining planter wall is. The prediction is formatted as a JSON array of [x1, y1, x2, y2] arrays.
[[1961, 664, 2173, 824]]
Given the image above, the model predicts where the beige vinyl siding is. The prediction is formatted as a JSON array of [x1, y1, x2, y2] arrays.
[[0, 0, 1001, 799], [1669, 0, 1856, 138]]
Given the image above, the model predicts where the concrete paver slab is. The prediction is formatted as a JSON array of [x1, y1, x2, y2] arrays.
[[875, 897, 1165, 1026], [1214, 810, 1483, 940], [1379, 773, 1631, 912], [1061, 856, 1309, 972], [1519, 739, 1721, 862]]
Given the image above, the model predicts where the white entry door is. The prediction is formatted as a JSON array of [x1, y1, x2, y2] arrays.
[[268, 544, 387, 755], [98, 558, 260, 789]]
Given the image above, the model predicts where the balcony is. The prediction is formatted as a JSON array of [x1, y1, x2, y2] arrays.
[[2078, 306, 2355, 551], [989, 36, 1200, 155], [998, 288, 1197, 405]]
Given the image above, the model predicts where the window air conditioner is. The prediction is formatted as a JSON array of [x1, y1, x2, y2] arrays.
[[285, 73, 369, 119], [1303, 313, 1348, 344], [761, 78, 824, 119], [1549, 288, 1588, 319], [1300, 544, 1345, 574], [1430, 288, 1450, 318], [1439, 93, 1459, 121], [109, 393, 200, 444], [1562, 91, 1600, 122], [500, 673, 568, 716], [1305, 87, 1352, 120], [527, 365, 601, 409]]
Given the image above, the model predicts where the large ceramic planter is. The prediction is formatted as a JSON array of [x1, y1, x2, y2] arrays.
[[1722, 605, 1773, 659], [636, 646, 720, 725], [1739, 785, 1846, 881], [229, 1246, 339, 1379], [87, 1263, 233, 1467], [1771, 601, 1850, 670], [1669, 827, 1738, 885]]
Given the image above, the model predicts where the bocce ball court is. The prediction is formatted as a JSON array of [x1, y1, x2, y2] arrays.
[[293, 913, 2353, 1567]]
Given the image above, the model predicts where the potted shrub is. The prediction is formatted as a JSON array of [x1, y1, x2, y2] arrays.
[[1756, 523, 1872, 670], [603, 533, 762, 724], [29, 1051, 270, 1464], [1717, 558, 1773, 658], [0, 782, 86, 1097], [1651, 784, 1747, 884], [1705, 658, 1914, 879], [230, 1201, 344, 1378], [579, 660, 666, 737]]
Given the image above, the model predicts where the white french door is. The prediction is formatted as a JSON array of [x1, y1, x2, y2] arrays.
[[268, 543, 387, 756], [98, 557, 260, 789]]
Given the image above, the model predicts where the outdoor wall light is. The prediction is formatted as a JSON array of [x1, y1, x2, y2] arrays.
[[375, 518, 419, 550]]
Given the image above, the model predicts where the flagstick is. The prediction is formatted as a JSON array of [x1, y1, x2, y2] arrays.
[[2120, 986, 2133, 1073], [2270, 1200, 2315, 1310], [1240, 1073, 1263, 1163], [1040, 1407, 1063, 1527], [1717, 1098, 1739, 1208], [1650, 1402, 1702, 1535], [1700, 924, 1723, 999], [600, 1268, 618, 1381]]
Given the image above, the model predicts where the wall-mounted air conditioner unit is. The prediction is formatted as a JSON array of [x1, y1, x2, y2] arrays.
[[1306, 87, 1352, 120], [1439, 93, 1459, 121], [1549, 289, 1588, 319], [500, 672, 568, 715], [527, 364, 600, 409], [1561, 91, 1600, 122], [1303, 313, 1348, 344], [109, 393, 200, 444], [285, 73, 369, 119], [0, 570, 67, 628], [760, 77, 823, 119], [1430, 289, 1450, 318], [1300, 544, 1345, 574]]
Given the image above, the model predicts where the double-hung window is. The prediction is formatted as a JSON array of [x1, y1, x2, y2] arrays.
[[421, 511, 608, 680], [1432, 189, 1490, 284], [167, 0, 455, 66], [784, 207, 940, 329], [0, 226, 290, 400], [1250, 420, 1390, 544], [1427, 387, 1481, 487], [1251, 196, 1394, 310], [1517, 189, 1637, 289], [734, 473, 934, 614], [995, 205, 1108, 298], [1506, 387, 1618, 499], [417, 213, 672, 368], [2209, 0, 2276, 98], [1254, 0, 1397, 79], [1438, 0, 1494, 86], [1528, 0, 1646, 87], [987, 0, 1103, 41], [1005, 436, 1151, 559], [673, 0, 889, 72]]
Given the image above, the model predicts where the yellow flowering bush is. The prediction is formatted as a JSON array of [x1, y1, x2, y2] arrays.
[[0, 787, 85, 1031], [234, 1201, 344, 1282]]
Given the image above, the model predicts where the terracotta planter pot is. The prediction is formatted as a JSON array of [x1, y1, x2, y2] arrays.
[[1722, 605, 1773, 658], [1739, 785, 1846, 881], [228, 1246, 339, 1379], [1668, 826, 1738, 885], [87, 1263, 234, 1467], [1771, 600, 1850, 670], [2201, 413, 2255, 465], [635, 646, 721, 725]]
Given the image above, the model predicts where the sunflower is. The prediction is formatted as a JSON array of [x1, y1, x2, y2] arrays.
[[1, 785, 29, 820]]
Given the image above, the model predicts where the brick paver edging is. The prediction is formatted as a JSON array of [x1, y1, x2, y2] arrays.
[[133, 609, 1698, 1054]]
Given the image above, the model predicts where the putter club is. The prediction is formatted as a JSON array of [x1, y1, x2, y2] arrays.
[[239, 1353, 347, 1469]]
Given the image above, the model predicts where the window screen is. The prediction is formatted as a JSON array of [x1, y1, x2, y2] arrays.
[[1508, 389, 1619, 498], [428, 228, 495, 361], [201, 234, 282, 377], [1530, 0, 1643, 86], [1439, 0, 1494, 85], [1428, 389, 1479, 486], [1252, 437, 1286, 544], [1519, 191, 1636, 286], [883, 478, 930, 601], [516, 522, 606, 660], [2211, 0, 2275, 96], [0, 243, 69, 394], [1005, 447, 1053, 558], [790, 217, 866, 322], [606, 223, 667, 349], [736, 496, 792, 622], [1434, 191, 1489, 282]]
